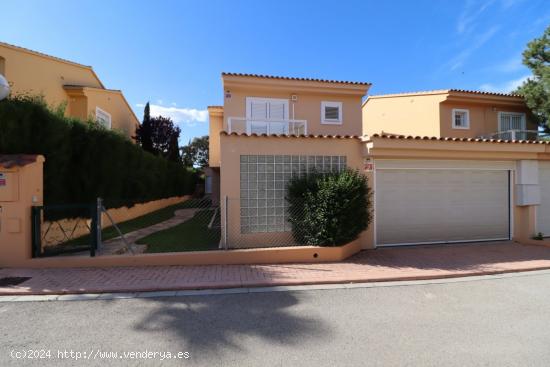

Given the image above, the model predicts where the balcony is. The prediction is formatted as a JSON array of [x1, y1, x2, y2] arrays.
[[227, 117, 307, 136], [479, 130, 544, 141]]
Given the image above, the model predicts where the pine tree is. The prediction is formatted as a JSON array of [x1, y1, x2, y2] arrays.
[[516, 25, 550, 129]]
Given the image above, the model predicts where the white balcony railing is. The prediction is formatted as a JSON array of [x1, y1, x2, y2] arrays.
[[227, 117, 307, 136], [480, 130, 541, 141]]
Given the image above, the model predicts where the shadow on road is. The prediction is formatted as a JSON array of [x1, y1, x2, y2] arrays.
[[133, 291, 331, 357]]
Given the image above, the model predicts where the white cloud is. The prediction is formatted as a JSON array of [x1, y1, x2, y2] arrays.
[[457, 0, 495, 34], [479, 75, 530, 93], [446, 26, 500, 71], [136, 103, 208, 126]]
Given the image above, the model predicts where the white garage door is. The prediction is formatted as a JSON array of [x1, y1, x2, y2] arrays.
[[376, 169, 510, 246], [537, 162, 550, 235]]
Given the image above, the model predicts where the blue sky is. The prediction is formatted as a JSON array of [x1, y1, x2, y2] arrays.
[[2, 0, 549, 143]]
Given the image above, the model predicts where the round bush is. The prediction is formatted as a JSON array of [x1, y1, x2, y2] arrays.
[[287, 169, 372, 246]]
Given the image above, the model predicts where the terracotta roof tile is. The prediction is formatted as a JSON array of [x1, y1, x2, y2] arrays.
[[221, 72, 371, 86], [221, 131, 360, 140], [368, 89, 522, 99], [370, 133, 547, 144], [0, 154, 42, 168]]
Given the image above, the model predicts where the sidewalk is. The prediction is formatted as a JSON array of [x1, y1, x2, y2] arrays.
[[1, 241, 550, 296]]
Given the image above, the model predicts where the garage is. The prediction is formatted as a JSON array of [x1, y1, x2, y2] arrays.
[[537, 162, 550, 236], [375, 166, 511, 246]]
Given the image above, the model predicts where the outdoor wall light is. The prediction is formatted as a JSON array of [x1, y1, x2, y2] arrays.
[[0, 74, 9, 101]]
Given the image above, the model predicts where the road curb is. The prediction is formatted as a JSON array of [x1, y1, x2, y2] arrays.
[[2, 268, 550, 302]]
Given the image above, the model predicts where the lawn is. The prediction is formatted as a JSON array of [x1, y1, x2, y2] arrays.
[[42, 198, 211, 256], [138, 209, 221, 253]]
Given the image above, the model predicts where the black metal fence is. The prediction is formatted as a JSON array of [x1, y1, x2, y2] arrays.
[[31, 202, 100, 257]]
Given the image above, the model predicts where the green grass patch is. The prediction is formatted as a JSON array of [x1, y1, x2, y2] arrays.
[[138, 209, 221, 253], [42, 199, 208, 256]]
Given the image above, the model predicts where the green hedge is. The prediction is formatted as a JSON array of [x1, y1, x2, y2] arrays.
[[0, 96, 198, 212], [286, 169, 372, 246]]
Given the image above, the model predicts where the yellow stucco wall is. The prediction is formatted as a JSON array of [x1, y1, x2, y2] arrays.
[[0, 43, 101, 107], [84, 88, 139, 138], [362, 93, 447, 137], [0, 43, 138, 139]]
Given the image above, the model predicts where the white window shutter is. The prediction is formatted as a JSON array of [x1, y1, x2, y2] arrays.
[[250, 101, 268, 120], [268, 101, 286, 120]]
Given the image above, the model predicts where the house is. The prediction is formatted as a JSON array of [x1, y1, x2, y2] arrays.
[[0, 41, 139, 139], [207, 72, 549, 250], [363, 89, 537, 140]]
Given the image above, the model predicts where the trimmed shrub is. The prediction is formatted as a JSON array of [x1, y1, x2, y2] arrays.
[[286, 169, 372, 246], [0, 96, 198, 214]]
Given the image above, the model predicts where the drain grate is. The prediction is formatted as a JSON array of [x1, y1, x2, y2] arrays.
[[0, 277, 31, 287]]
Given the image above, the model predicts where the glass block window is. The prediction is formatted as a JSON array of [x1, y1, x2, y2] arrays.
[[240, 155, 347, 233]]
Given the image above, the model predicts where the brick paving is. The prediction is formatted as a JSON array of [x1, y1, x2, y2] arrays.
[[1, 242, 550, 295]]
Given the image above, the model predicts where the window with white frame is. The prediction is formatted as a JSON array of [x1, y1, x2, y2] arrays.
[[321, 101, 343, 124], [95, 107, 112, 129], [499, 112, 526, 132], [452, 109, 470, 129]]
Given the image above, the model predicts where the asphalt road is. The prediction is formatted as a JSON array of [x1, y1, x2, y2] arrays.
[[2, 272, 550, 367]]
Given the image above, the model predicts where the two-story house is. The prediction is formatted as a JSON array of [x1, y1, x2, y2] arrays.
[[207, 72, 550, 252], [362, 89, 537, 140], [0, 41, 139, 139], [207, 73, 370, 247]]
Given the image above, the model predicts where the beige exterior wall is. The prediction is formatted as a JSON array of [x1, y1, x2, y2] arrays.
[[365, 136, 550, 248], [208, 106, 223, 167], [2, 239, 362, 268], [363, 91, 535, 139], [362, 93, 445, 137], [0, 156, 44, 265], [219, 134, 369, 248], [0, 43, 138, 139], [222, 75, 369, 136], [224, 88, 364, 136], [439, 101, 536, 138]]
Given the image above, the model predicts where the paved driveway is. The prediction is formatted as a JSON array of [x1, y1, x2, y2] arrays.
[[1, 242, 550, 295], [1, 271, 550, 366]]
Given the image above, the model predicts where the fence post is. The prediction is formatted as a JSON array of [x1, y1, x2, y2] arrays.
[[31, 206, 42, 258], [223, 196, 228, 250], [90, 202, 97, 257], [96, 197, 102, 252]]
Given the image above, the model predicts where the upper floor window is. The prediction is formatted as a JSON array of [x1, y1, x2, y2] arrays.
[[0, 56, 5, 76], [95, 107, 112, 129], [499, 112, 526, 132], [452, 109, 470, 129], [321, 101, 343, 125]]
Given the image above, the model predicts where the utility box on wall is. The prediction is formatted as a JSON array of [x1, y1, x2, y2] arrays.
[[515, 160, 541, 206], [0, 171, 20, 202]]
